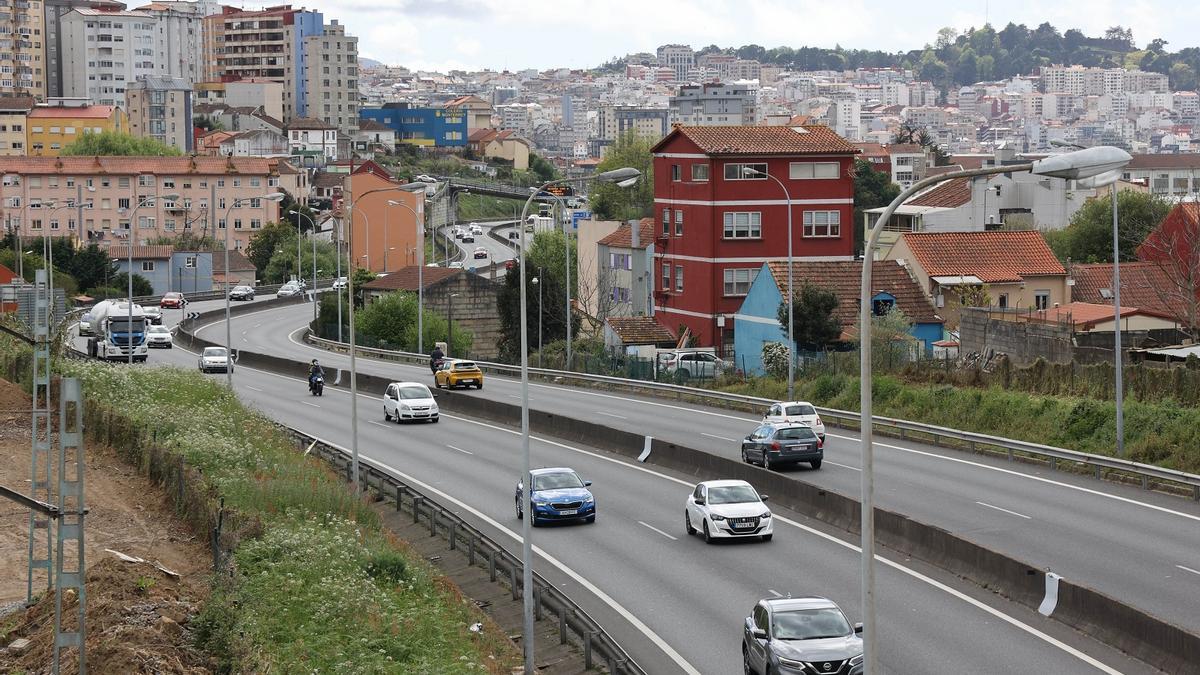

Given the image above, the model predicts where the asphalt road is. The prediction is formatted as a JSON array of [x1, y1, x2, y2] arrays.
[[441, 219, 517, 273], [190, 302, 1200, 644], [85, 305, 1155, 674]]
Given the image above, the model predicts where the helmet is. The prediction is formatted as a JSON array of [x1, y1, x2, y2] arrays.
[[312, 359, 319, 366]]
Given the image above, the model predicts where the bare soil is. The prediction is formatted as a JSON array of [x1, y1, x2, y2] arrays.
[[0, 377, 214, 673]]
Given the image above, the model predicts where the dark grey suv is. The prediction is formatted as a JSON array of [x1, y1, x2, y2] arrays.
[[743, 596, 863, 675], [741, 423, 823, 470]]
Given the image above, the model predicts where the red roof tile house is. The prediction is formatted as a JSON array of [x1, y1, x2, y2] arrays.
[[1135, 202, 1200, 337], [884, 231, 1068, 328], [650, 124, 859, 355]]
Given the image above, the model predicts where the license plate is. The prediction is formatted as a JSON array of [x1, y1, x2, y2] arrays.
[[558, 509, 578, 515], [732, 520, 753, 528]]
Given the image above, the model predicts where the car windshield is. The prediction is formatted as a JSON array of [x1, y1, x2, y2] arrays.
[[398, 385, 430, 400], [772, 608, 852, 640], [82, 313, 91, 321], [149, 326, 169, 334], [707, 485, 760, 504], [454, 362, 478, 370], [784, 404, 817, 416], [203, 348, 227, 357], [774, 427, 818, 441], [532, 472, 583, 491]]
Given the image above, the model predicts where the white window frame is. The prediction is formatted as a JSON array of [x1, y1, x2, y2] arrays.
[[691, 164, 709, 182], [803, 210, 841, 238], [723, 211, 762, 239], [141, 261, 155, 272], [675, 265, 684, 292], [724, 162, 767, 180], [723, 268, 758, 296], [662, 263, 670, 292], [789, 162, 840, 179]]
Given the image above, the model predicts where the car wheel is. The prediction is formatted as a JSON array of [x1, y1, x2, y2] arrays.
[[761, 534, 773, 543], [743, 646, 755, 675], [685, 510, 696, 535], [585, 514, 595, 523], [763, 454, 774, 471], [476, 382, 483, 390], [810, 459, 822, 469], [741, 447, 750, 463], [702, 520, 715, 544], [515, 498, 522, 520], [384, 408, 391, 421]]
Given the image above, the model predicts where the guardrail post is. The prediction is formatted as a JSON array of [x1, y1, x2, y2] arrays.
[[448, 521, 457, 550], [1049, 457, 1057, 471], [488, 549, 496, 582], [412, 496, 422, 524], [609, 654, 620, 673], [584, 630, 595, 669], [509, 564, 518, 601], [430, 508, 438, 537], [1141, 475, 1149, 490], [1193, 484, 1199, 501], [533, 586, 542, 620], [467, 535, 475, 566], [558, 605, 568, 645], [395, 485, 404, 511]]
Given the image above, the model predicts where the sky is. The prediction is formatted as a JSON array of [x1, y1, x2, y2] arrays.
[[306, 0, 1200, 72]]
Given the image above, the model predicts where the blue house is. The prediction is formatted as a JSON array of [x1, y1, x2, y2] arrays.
[[112, 246, 213, 295], [360, 102, 468, 148], [733, 260, 944, 375]]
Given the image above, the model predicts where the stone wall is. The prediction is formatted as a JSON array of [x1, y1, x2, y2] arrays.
[[423, 274, 503, 360], [959, 308, 1075, 365]]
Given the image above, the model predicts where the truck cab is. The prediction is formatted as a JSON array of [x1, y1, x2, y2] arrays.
[[88, 300, 149, 362]]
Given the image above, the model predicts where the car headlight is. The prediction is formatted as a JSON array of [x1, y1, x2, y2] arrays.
[[760, 512, 771, 519], [531, 495, 550, 504], [850, 654, 864, 666], [398, 403, 409, 410], [777, 657, 805, 668], [710, 514, 726, 521], [583, 494, 594, 503]]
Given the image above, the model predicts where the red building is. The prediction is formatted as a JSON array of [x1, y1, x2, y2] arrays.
[[649, 125, 859, 354]]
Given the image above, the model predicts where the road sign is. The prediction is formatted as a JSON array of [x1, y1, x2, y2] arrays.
[[570, 210, 592, 230]]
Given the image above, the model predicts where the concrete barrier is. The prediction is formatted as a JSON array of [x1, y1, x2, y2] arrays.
[[171, 320, 1200, 674]]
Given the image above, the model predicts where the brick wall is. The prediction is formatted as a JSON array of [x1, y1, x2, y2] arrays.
[[424, 274, 502, 360], [959, 308, 1075, 365]]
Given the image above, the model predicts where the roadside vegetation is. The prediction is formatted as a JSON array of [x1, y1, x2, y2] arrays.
[[11, 349, 518, 673]]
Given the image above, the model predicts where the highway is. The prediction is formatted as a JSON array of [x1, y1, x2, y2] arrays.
[[77, 299, 1156, 674], [440, 219, 517, 275], [192, 301, 1200, 645]]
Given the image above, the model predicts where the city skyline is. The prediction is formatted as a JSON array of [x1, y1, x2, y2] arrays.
[[327, 0, 1200, 72]]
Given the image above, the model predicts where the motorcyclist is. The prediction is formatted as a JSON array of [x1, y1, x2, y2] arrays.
[[308, 359, 325, 389], [429, 345, 445, 374]]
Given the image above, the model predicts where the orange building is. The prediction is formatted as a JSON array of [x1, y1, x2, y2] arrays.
[[345, 171, 422, 274]]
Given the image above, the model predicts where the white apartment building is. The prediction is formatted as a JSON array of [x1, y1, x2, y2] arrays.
[[302, 21, 359, 135], [61, 9, 170, 106], [656, 44, 694, 81], [669, 83, 756, 126], [1041, 65, 1169, 96], [139, 3, 205, 87], [595, 105, 669, 141]]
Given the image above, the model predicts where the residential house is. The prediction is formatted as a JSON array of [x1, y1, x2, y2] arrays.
[[1121, 154, 1200, 199], [27, 103, 128, 156], [650, 124, 859, 355], [360, 266, 503, 359], [219, 129, 291, 158], [576, 218, 622, 321], [0, 156, 297, 250], [212, 248, 256, 288], [125, 76, 194, 153], [733, 260, 943, 374], [110, 245, 173, 294], [194, 104, 286, 135], [287, 117, 339, 166], [167, 249, 215, 294], [884, 231, 1069, 328], [1027, 301, 1180, 334], [595, 218, 655, 319], [467, 128, 530, 170], [603, 316, 676, 359], [353, 119, 396, 153], [443, 95, 494, 133], [0, 96, 33, 156], [196, 129, 237, 155], [1070, 261, 1192, 331]]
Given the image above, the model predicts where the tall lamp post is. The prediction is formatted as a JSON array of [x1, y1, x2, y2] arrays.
[[386, 197, 427, 354], [536, 190, 578, 370], [532, 269, 543, 366], [856, 146, 1131, 673], [289, 208, 321, 322], [46, 193, 94, 325], [125, 193, 179, 364], [742, 166, 795, 399], [515, 166, 641, 673], [224, 192, 286, 385]]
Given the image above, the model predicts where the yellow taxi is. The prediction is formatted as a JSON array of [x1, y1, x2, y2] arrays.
[[434, 359, 484, 390]]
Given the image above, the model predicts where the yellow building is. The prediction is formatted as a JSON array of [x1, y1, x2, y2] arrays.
[[0, 96, 34, 155], [27, 104, 127, 156]]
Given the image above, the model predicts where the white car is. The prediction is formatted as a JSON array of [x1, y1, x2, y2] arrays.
[[332, 277, 348, 290], [79, 312, 93, 336], [662, 350, 730, 380], [461, 233, 475, 243], [449, 261, 464, 269], [277, 282, 302, 297], [415, 174, 437, 183], [145, 324, 173, 348], [762, 401, 826, 441], [198, 346, 232, 373], [469, 224, 483, 235], [684, 479, 773, 543], [382, 381, 439, 423], [452, 227, 465, 239]]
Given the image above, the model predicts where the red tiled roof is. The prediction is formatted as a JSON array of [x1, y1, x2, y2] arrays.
[[1070, 262, 1185, 320], [852, 142, 888, 158], [0, 95, 35, 111], [109, 245, 173, 260], [0, 156, 275, 175], [606, 316, 675, 344], [887, 144, 924, 154], [1126, 154, 1200, 170], [361, 266, 465, 291], [653, 125, 859, 156], [29, 105, 116, 119], [907, 177, 972, 208], [212, 249, 254, 274], [764, 260, 942, 327], [287, 116, 333, 130], [950, 155, 987, 170], [358, 119, 392, 132], [1033, 302, 1145, 329], [898, 231, 1066, 283], [597, 218, 655, 249]]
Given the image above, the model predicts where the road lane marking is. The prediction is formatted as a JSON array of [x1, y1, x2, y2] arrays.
[[825, 460, 861, 472], [975, 501, 1032, 520], [767, 589, 783, 598], [164, 355, 1128, 674], [245, 385, 264, 392], [700, 432, 737, 442], [1177, 565, 1200, 576], [447, 444, 474, 455], [637, 521, 677, 541], [598, 411, 628, 420], [301, 401, 321, 408], [368, 420, 390, 428]]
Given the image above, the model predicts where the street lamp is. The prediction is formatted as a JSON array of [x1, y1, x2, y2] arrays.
[[514, 165, 641, 673], [385, 196, 427, 353], [532, 270, 543, 366], [855, 145, 1131, 673], [535, 189, 579, 370], [224, 192, 286, 385], [289, 208, 320, 323], [741, 166, 796, 399], [125, 193, 179, 364]]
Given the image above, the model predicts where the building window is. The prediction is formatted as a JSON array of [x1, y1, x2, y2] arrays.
[[610, 252, 632, 270], [674, 209, 683, 235], [610, 286, 630, 303], [724, 162, 767, 180], [662, 207, 670, 235], [789, 162, 840, 179], [1035, 290, 1050, 310], [671, 164, 680, 181], [141, 261, 155, 272], [675, 265, 684, 292], [118, 197, 130, 210], [162, 177, 175, 188], [662, 263, 670, 292], [723, 268, 758, 296], [185, 256, 197, 269], [691, 164, 708, 181], [118, 177, 129, 188], [137, 175, 154, 187], [723, 211, 762, 239], [998, 293, 1009, 308], [803, 210, 841, 238], [138, 216, 154, 229]]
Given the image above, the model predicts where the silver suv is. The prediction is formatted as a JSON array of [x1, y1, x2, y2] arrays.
[[743, 596, 864, 675], [661, 350, 729, 380]]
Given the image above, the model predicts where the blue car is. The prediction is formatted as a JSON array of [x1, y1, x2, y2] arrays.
[[515, 467, 596, 525]]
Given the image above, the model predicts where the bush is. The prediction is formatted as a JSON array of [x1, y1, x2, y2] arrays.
[[761, 342, 791, 379]]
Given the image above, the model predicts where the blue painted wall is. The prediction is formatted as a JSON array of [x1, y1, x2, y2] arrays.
[[114, 257, 168, 295], [169, 252, 213, 294], [293, 11, 324, 119], [360, 106, 468, 148]]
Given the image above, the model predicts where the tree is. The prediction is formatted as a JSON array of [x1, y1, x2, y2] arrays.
[[1139, 206, 1200, 339], [955, 283, 992, 307], [861, 305, 914, 370], [495, 231, 577, 361], [777, 283, 841, 351], [263, 235, 340, 285], [356, 290, 472, 355], [112, 272, 153, 297], [853, 158, 901, 256], [69, 244, 119, 292], [147, 232, 222, 251], [528, 153, 559, 183], [194, 115, 223, 132], [589, 132, 654, 221], [245, 221, 294, 276], [1048, 192, 1171, 263], [60, 130, 182, 156]]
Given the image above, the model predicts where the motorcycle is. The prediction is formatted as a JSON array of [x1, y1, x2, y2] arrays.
[[309, 374, 324, 396], [430, 357, 445, 376]]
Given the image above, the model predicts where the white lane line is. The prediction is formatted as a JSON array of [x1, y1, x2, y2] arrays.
[[598, 411, 628, 420], [245, 385, 264, 392], [767, 589, 783, 598], [700, 432, 738, 442], [975, 501, 1032, 520], [184, 358, 1123, 674], [447, 444, 474, 455], [1176, 564, 1200, 576], [637, 521, 678, 541], [825, 460, 861, 472], [301, 401, 321, 408], [368, 420, 390, 429]]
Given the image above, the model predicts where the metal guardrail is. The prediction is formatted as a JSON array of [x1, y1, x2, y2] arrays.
[[278, 426, 644, 675], [119, 277, 337, 307], [304, 333, 1200, 501]]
